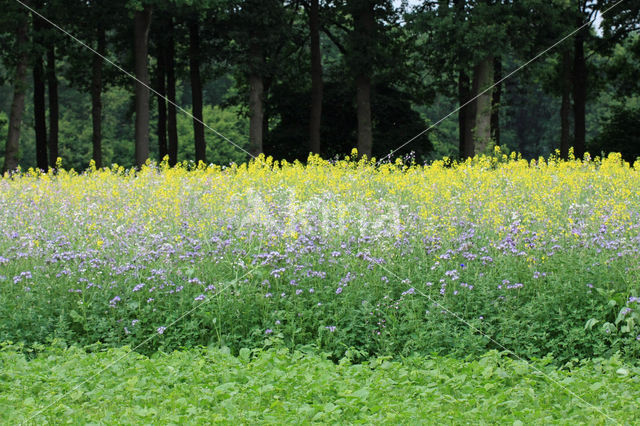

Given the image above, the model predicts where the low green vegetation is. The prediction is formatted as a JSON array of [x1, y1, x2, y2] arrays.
[[2, 343, 637, 424]]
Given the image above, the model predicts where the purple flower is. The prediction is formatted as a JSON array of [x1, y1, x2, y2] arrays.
[[265, 292, 273, 298], [132, 283, 145, 292], [109, 296, 121, 307], [325, 326, 336, 332], [296, 289, 303, 295], [275, 320, 281, 325], [131, 319, 139, 326], [402, 287, 415, 296], [270, 268, 285, 278], [157, 326, 167, 334], [265, 329, 273, 335], [309, 288, 315, 293], [336, 287, 343, 295], [194, 294, 206, 301]]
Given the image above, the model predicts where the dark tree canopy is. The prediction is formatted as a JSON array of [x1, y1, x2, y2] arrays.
[[1, 0, 639, 171]]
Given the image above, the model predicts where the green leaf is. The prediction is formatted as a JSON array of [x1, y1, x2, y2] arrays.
[[589, 382, 604, 391], [352, 388, 370, 400], [616, 368, 629, 376], [584, 318, 599, 331], [239, 348, 251, 363]]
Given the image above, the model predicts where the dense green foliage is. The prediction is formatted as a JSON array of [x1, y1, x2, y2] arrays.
[[2, 343, 638, 423]]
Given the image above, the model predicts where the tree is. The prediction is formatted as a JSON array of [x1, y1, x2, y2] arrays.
[[560, 48, 572, 159], [165, 16, 178, 166], [188, 13, 206, 163], [572, 1, 595, 159], [226, 0, 297, 157], [32, 5, 48, 170], [133, 4, 152, 167], [47, 42, 59, 166], [490, 56, 502, 146], [2, 7, 30, 173], [58, 0, 120, 169], [154, 30, 168, 161], [349, 0, 375, 158], [308, 0, 323, 154], [91, 23, 106, 168]]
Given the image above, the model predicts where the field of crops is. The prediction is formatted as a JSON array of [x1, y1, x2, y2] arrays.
[[2, 150, 640, 422]]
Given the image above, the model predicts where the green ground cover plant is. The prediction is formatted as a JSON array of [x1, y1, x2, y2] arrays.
[[1, 343, 637, 424]]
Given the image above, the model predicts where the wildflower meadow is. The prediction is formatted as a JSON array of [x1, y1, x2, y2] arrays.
[[2, 150, 640, 423]]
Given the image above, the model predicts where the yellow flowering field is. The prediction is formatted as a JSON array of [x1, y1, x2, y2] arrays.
[[1, 149, 639, 362]]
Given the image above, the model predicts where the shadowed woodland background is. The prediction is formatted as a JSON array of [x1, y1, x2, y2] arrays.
[[0, 0, 639, 172]]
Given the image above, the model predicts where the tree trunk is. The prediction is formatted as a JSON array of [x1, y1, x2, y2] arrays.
[[134, 6, 152, 168], [262, 76, 272, 149], [3, 17, 29, 174], [355, 74, 373, 158], [33, 12, 48, 171], [309, 0, 323, 155], [354, 2, 375, 158], [560, 49, 572, 160], [454, 0, 474, 159], [572, 28, 586, 160], [33, 55, 48, 170], [47, 44, 59, 168], [472, 55, 494, 155], [166, 17, 178, 167], [458, 70, 474, 159], [91, 25, 105, 169], [189, 17, 206, 164], [249, 73, 264, 157], [248, 44, 264, 157], [490, 56, 501, 147], [156, 42, 167, 161]]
